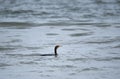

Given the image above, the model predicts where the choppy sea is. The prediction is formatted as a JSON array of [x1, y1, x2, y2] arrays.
[[0, 0, 120, 79]]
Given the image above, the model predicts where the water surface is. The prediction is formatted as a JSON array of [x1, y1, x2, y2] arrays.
[[0, 0, 120, 79]]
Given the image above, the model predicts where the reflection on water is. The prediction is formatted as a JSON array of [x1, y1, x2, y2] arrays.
[[0, 0, 120, 79]]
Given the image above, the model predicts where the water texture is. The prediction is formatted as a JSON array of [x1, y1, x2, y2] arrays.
[[0, 0, 120, 79]]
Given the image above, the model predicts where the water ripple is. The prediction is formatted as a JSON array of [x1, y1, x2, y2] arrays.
[[80, 67, 100, 72], [19, 61, 38, 65], [69, 32, 93, 37], [0, 46, 16, 51], [46, 33, 59, 36], [67, 57, 120, 62], [84, 36, 120, 44], [0, 63, 11, 67], [0, 22, 36, 27]]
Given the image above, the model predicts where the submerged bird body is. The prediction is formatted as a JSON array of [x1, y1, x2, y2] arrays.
[[40, 54, 55, 56], [40, 45, 60, 56]]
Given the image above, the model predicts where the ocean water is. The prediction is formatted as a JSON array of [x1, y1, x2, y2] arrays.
[[0, 0, 120, 79]]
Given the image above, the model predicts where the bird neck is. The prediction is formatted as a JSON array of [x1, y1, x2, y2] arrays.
[[54, 47, 58, 55]]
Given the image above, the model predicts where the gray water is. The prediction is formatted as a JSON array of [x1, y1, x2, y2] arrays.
[[0, 0, 120, 79]]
